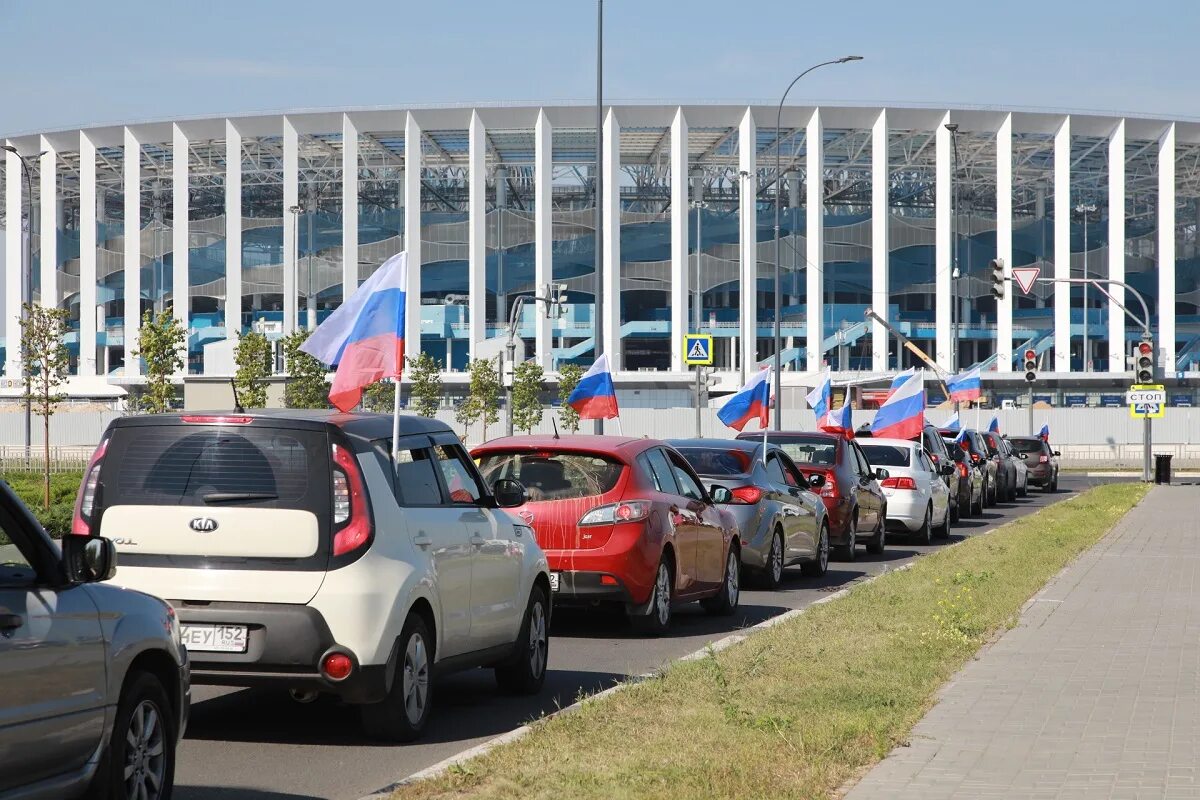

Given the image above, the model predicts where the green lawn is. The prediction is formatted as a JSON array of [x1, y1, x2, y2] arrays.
[[0, 470, 84, 541], [394, 482, 1148, 800]]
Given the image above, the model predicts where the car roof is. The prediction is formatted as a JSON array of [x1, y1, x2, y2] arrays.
[[665, 438, 763, 454], [747, 430, 842, 442], [1006, 435, 1042, 442], [108, 409, 452, 441], [472, 434, 656, 457], [858, 437, 918, 449]]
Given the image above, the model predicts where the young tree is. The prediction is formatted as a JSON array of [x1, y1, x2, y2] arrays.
[[362, 380, 395, 413], [467, 357, 501, 442], [134, 308, 185, 413], [406, 352, 443, 418], [19, 303, 69, 510], [510, 359, 545, 434], [281, 329, 329, 409], [557, 362, 584, 434], [453, 396, 477, 440], [234, 331, 273, 409]]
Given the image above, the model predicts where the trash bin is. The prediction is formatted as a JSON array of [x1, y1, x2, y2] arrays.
[[1154, 454, 1173, 485]]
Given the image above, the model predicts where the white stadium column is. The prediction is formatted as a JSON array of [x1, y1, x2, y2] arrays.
[[123, 128, 141, 375], [282, 117, 298, 334], [871, 109, 888, 371], [670, 108, 688, 372], [533, 109, 552, 369], [4, 145, 21, 376], [79, 132, 97, 377], [1053, 116, 1070, 372], [1158, 123, 1176, 372], [935, 114, 951, 370], [172, 124, 189, 339], [342, 114, 359, 302], [404, 113, 422, 360], [602, 109, 621, 368], [1107, 119, 1126, 373], [805, 108, 823, 372], [225, 121, 242, 342], [468, 111, 486, 358], [39, 138, 56, 310], [996, 113, 1014, 372], [738, 108, 757, 375]]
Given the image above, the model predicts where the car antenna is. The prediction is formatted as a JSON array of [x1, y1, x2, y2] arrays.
[[230, 378, 244, 414], [551, 416, 560, 439]]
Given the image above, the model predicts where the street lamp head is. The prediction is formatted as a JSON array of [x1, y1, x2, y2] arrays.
[[287, 205, 302, 214], [944, 123, 959, 133], [837, 55, 864, 63], [1, 145, 15, 154]]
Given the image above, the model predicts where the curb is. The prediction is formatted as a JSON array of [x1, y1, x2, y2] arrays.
[[358, 561, 916, 800]]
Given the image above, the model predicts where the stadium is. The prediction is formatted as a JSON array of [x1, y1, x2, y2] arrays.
[[1, 102, 1198, 407]]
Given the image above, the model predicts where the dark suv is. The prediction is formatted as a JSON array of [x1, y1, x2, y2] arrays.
[[940, 428, 997, 507], [1007, 436, 1060, 491]]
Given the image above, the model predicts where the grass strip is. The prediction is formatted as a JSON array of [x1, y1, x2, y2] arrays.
[[393, 482, 1148, 800]]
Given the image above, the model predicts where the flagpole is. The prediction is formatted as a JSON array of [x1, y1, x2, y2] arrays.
[[391, 374, 402, 463]]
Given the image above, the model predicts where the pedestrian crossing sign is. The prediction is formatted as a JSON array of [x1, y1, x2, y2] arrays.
[[683, 334, 714, 366]]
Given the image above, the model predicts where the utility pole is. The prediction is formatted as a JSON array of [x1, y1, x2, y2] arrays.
[[2, 145, 43, 460], [593, 0, 604, 435]]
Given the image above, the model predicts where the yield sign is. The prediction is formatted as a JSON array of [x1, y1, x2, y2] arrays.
[[1012, 266, 1041, 294]]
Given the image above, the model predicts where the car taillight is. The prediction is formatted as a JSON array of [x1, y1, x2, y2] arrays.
[[71, 438, 109, 536], [1039, 454, 1049, 463], [320, 652, 354, 682], [330, 444, 372, 557], [957, 462, 968, 478], [180, 415, 253, 424], [579, 500, 651, 525], [819, 471, 839, 498], [881, 476, 917, 490], [971, 453, 980, 463], [729, 486, 764, 505]]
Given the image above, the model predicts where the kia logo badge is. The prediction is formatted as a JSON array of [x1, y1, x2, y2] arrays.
[[519, 510, 535, 525], [189, 518, 219, 532]]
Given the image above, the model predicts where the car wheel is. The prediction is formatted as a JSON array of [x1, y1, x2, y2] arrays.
[[1019, 476, 1029, 497], [949, 492, 960, 523], [495, 585, 550, 695], [361, 614, 433, 742], [759, 529, 785, 590], [633, 556, 674, 635], [801, 523, 830, 577], [702, 547, 741, 616], [1051, 473, 1059, 492], [935, 501, 951, 539], [834, 513, 858, 562], [913, 505, 932, 545], [972, 483, 984, 515], [866, 508, 886, 555], [89, 670, 176, 800]]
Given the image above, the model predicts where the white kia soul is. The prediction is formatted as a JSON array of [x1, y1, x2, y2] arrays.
[[72, 410, 551, 741]]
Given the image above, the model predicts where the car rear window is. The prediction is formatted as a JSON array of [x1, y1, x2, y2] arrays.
[[675, 447, 753, 476], [476, 451, 624, 501], [859, 444, 912, 467], [102, 424, 328, 511], [774, 438, 837, 466], [1008, 438, 1045, 454]]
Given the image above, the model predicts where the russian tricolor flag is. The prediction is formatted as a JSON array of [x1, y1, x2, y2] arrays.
[[988, 416, 1001, 434], [806, 368, 832, 419], [818, 392, 853, 436], [718, 367, 771, 431], [943, 410, 961, 432], [301, 251, 407, 412], [566, 353, 619, 420], [870, 370, 925, 439], [887, 367, 916, 398], [1039, 424, 1050, 441], [947, 366, 982, 403]]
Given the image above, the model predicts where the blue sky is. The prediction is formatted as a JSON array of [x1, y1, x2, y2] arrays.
[[1, 0, 1197, 135]]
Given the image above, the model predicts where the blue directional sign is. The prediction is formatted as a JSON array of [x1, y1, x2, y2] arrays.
[[683, 334, 714, 366]]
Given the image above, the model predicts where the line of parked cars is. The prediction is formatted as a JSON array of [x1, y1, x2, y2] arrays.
[[0, 409, 1058, 799]]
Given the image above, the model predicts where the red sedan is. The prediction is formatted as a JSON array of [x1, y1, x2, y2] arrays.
[[473, 436, 740, 634]]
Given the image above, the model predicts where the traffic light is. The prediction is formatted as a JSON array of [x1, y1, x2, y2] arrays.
[[1023, 348, 1038, 383], [990, 259, 1005, 300], [1135, 337, 1155, 384]]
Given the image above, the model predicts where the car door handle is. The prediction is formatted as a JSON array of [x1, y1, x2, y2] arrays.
[[412, 533, 433, 549], [0, 613, 22, 631], [470, 534, 486, 549]]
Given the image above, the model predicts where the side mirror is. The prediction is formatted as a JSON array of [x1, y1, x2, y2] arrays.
[[874, 467, 890, 481], [491, 478, 527, 509], [940, 463, 956, 476], [808, 473, 826, 489], [1052, 450, 1061, 457], [709, 485, 733, 504], [63, 536, 117, 583]]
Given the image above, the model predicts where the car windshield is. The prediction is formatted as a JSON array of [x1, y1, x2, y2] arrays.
[[858, 444, 912, 467], [1008, 438, 1045, 454], [983, 434, 1000, 456], [774, 438, 837, 466], [476, 451, 624, 502], [676, 447, 753, 476]]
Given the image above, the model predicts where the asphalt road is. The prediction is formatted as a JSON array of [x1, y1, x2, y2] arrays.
[[175, 475, 1122, 800]]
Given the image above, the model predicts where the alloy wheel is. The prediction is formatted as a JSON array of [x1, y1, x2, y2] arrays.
[[528, 600, 547, 679], [818, 526, 829, 572], [725, 551, 740, 607], [123, 699, 166, 800], [770, 533, 784, 584], [403, 632, 430, 725], [654, 563, 671, 626]]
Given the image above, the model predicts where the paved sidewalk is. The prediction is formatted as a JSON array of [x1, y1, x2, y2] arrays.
[[847, 484, 1200, 800]]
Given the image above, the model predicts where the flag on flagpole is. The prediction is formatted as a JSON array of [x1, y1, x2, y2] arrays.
[[300, 251, 408, 412], [887, 367, 916, 398], [717, 367, 772, 431], [946, 366, 982, 403], [805, 368, 832, 419], [566, 354, 620, 420], [943, 410, 960, 431], [818, 390, 853, 436], [871, 370, 925, 439], [987, 416, 1001, 434], [1039, 424, 1050, 441]]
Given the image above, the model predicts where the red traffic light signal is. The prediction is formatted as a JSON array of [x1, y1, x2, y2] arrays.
[[1024, 349, 1036, 362], [1137, 342, 1153, 356]]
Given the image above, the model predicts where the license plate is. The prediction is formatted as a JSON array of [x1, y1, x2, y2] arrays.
[[549, 572, 560, 592], [181, 624, 248, 653]]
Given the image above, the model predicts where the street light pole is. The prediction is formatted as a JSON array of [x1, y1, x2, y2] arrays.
[[773, 56, 862, 430], [592, 0, 604, 436], [2, 145, 43, 459], [1075, 203, 1096, 372], [306, 184, 317, 331], [945, 123, 961, 377], [288, 204, 302, 334]]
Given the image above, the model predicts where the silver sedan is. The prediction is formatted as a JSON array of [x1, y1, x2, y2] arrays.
[[668, 439, 829, 590]]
